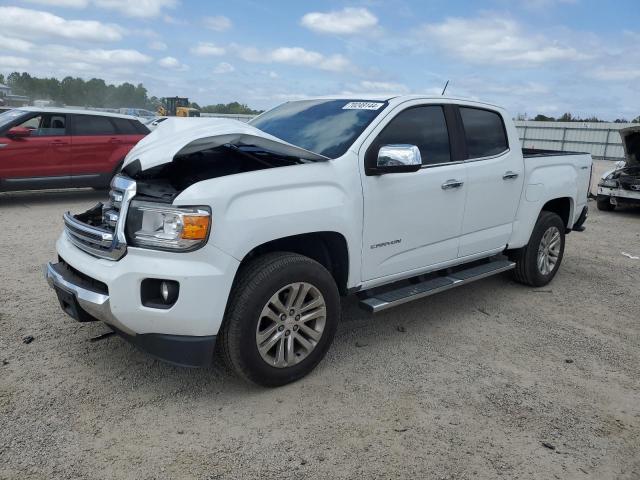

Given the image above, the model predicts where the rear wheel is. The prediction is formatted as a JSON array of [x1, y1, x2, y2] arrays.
[[219, 252, 340, 387], [596, 195, 615, 211], [511, 211, 566, 287]]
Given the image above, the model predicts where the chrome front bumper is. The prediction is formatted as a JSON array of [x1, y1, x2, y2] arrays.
[[44, 261, 121, 328]]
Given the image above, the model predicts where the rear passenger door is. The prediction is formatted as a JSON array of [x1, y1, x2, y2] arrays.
[[457, 106, 524, 257], [70, 114, 121, 184]]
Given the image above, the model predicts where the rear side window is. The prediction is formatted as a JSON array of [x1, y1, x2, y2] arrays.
[[132, 119, 150, 134], [111, 118, 138, 134], [460, 107, 508, 159], [367, 105, 451, 167], [74, 115, 116, 135]]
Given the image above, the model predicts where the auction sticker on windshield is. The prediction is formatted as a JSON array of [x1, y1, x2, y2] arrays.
[[342, 102, 385, 110]]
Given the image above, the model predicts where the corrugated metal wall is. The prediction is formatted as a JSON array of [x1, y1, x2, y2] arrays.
[[516, 121, 636, 161]]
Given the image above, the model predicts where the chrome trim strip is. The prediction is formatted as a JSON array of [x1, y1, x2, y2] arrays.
[[65, 227, 112, 248], [65, 231, 127, 260], [63, 212, 113, 242], [421, 160, 464, 169], [111, 175, 137, 245], [464, 148, 511, 163]]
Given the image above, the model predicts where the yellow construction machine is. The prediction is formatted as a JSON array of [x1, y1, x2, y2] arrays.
[[157, 97, 200, 117]]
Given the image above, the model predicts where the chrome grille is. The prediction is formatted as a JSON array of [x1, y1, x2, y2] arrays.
[[63, 175, 137, 261]]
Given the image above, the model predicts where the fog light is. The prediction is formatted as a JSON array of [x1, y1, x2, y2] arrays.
[[141, 278, 179, 309]]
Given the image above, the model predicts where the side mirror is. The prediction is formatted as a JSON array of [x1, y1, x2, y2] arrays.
[[615, 160, 626, 170], [7, 126, 31, 138], [370, 144, 422, 175]]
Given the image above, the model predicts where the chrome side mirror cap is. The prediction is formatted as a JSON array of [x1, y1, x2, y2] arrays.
[[371, 144, 422, 175]]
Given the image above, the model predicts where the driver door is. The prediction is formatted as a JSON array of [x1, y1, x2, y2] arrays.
[[0, 113, 71, 187], [360, 104, 467, 282]]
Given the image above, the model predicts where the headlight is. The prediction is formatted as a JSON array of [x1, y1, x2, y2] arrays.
[[599, 174, 618, 188], [126, 200, 211, 251]]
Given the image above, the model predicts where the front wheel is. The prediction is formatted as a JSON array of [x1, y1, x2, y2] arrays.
[[219, 252, 340, 387], [511, 211, 566, 287]]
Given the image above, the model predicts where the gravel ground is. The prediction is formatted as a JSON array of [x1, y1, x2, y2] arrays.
[[1, 160, 639, 480]]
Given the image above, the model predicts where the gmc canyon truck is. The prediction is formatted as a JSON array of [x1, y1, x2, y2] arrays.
[[45, 96, 592, 386]]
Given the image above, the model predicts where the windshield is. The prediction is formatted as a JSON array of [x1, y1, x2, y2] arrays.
[[249, 99, 387, 159], [0, 109, 28, 132]]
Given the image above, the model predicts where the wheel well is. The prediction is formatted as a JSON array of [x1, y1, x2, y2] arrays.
[[240, 232, 350, 295], [542, 197, 572, 228]]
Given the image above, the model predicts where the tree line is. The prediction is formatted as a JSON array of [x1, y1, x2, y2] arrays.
[[532, 113, 639, 123], [0, 72, 262, 115]]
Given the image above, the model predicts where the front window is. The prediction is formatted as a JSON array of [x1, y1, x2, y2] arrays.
[[0, 109, 28, 133], [250, 99, 387, 159]]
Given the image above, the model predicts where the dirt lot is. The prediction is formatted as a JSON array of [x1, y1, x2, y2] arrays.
[[1, 160, 639, 480]]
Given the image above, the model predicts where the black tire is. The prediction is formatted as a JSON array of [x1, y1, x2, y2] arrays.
[[511, 211, 566, 287], [219, 252, 340, 387], [596, 196, 615, 211]]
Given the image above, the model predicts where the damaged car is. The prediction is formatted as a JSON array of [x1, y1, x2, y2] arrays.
[[597, 126, 640, 210], [45, 96, 592, 386]]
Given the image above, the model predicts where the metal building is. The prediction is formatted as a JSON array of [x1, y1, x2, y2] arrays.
[[516, 121, 638, 161]]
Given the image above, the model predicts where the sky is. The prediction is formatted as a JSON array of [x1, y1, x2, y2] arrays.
[[0, 0, 638, 120]]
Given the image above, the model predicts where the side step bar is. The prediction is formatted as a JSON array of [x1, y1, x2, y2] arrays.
[[359, 259, 515, 313]]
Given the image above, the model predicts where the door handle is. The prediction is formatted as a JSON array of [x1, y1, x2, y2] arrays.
[[502, 171, 519, 180], [441, 179, 464, 190], [49, 140, 67, 146], [109, 138, 121, 144]]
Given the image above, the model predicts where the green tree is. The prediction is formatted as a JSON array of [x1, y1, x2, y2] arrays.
[[534, 114, 555, 121], [558, 112, 574, 122]]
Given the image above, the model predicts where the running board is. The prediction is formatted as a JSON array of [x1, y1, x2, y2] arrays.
[[359, 259, 515, 313]]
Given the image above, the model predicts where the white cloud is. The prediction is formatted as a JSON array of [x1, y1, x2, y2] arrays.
[[44, 45, 152, 65], [268, 71, 278, 79], [94, 0, 177, 18], [148, 40, 167, 51], [417, 16, 590, 66], [158, 56, 188, 71], [301, 7, 378, 35], [203, 15, 232, 32], [520, 0, 577, 9], [358, 81, 409, 93], [0, 35, 34, 53], [0, 56, 31, 70], [213, 62, 235, 74], [190, 42, 226, 56], [233, 45, 351, 72], [22, 0, 89, 7], [0, 6, 123, 42], [590, 68, 640, 81]]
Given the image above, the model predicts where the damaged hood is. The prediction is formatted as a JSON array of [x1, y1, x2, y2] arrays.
[[620, 126, 640, 166], [123, 117, 330, 171]]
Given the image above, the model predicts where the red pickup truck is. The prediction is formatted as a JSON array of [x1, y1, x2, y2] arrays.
[[0, 107, 149, 191]]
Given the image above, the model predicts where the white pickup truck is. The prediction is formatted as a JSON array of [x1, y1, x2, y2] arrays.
[[45, 96, 592, 386]]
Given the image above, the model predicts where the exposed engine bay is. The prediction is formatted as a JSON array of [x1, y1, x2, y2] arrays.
[[123, 144, 310, 202]]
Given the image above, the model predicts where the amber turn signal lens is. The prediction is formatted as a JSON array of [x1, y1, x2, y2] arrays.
[[180, 215, 210, 240]]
